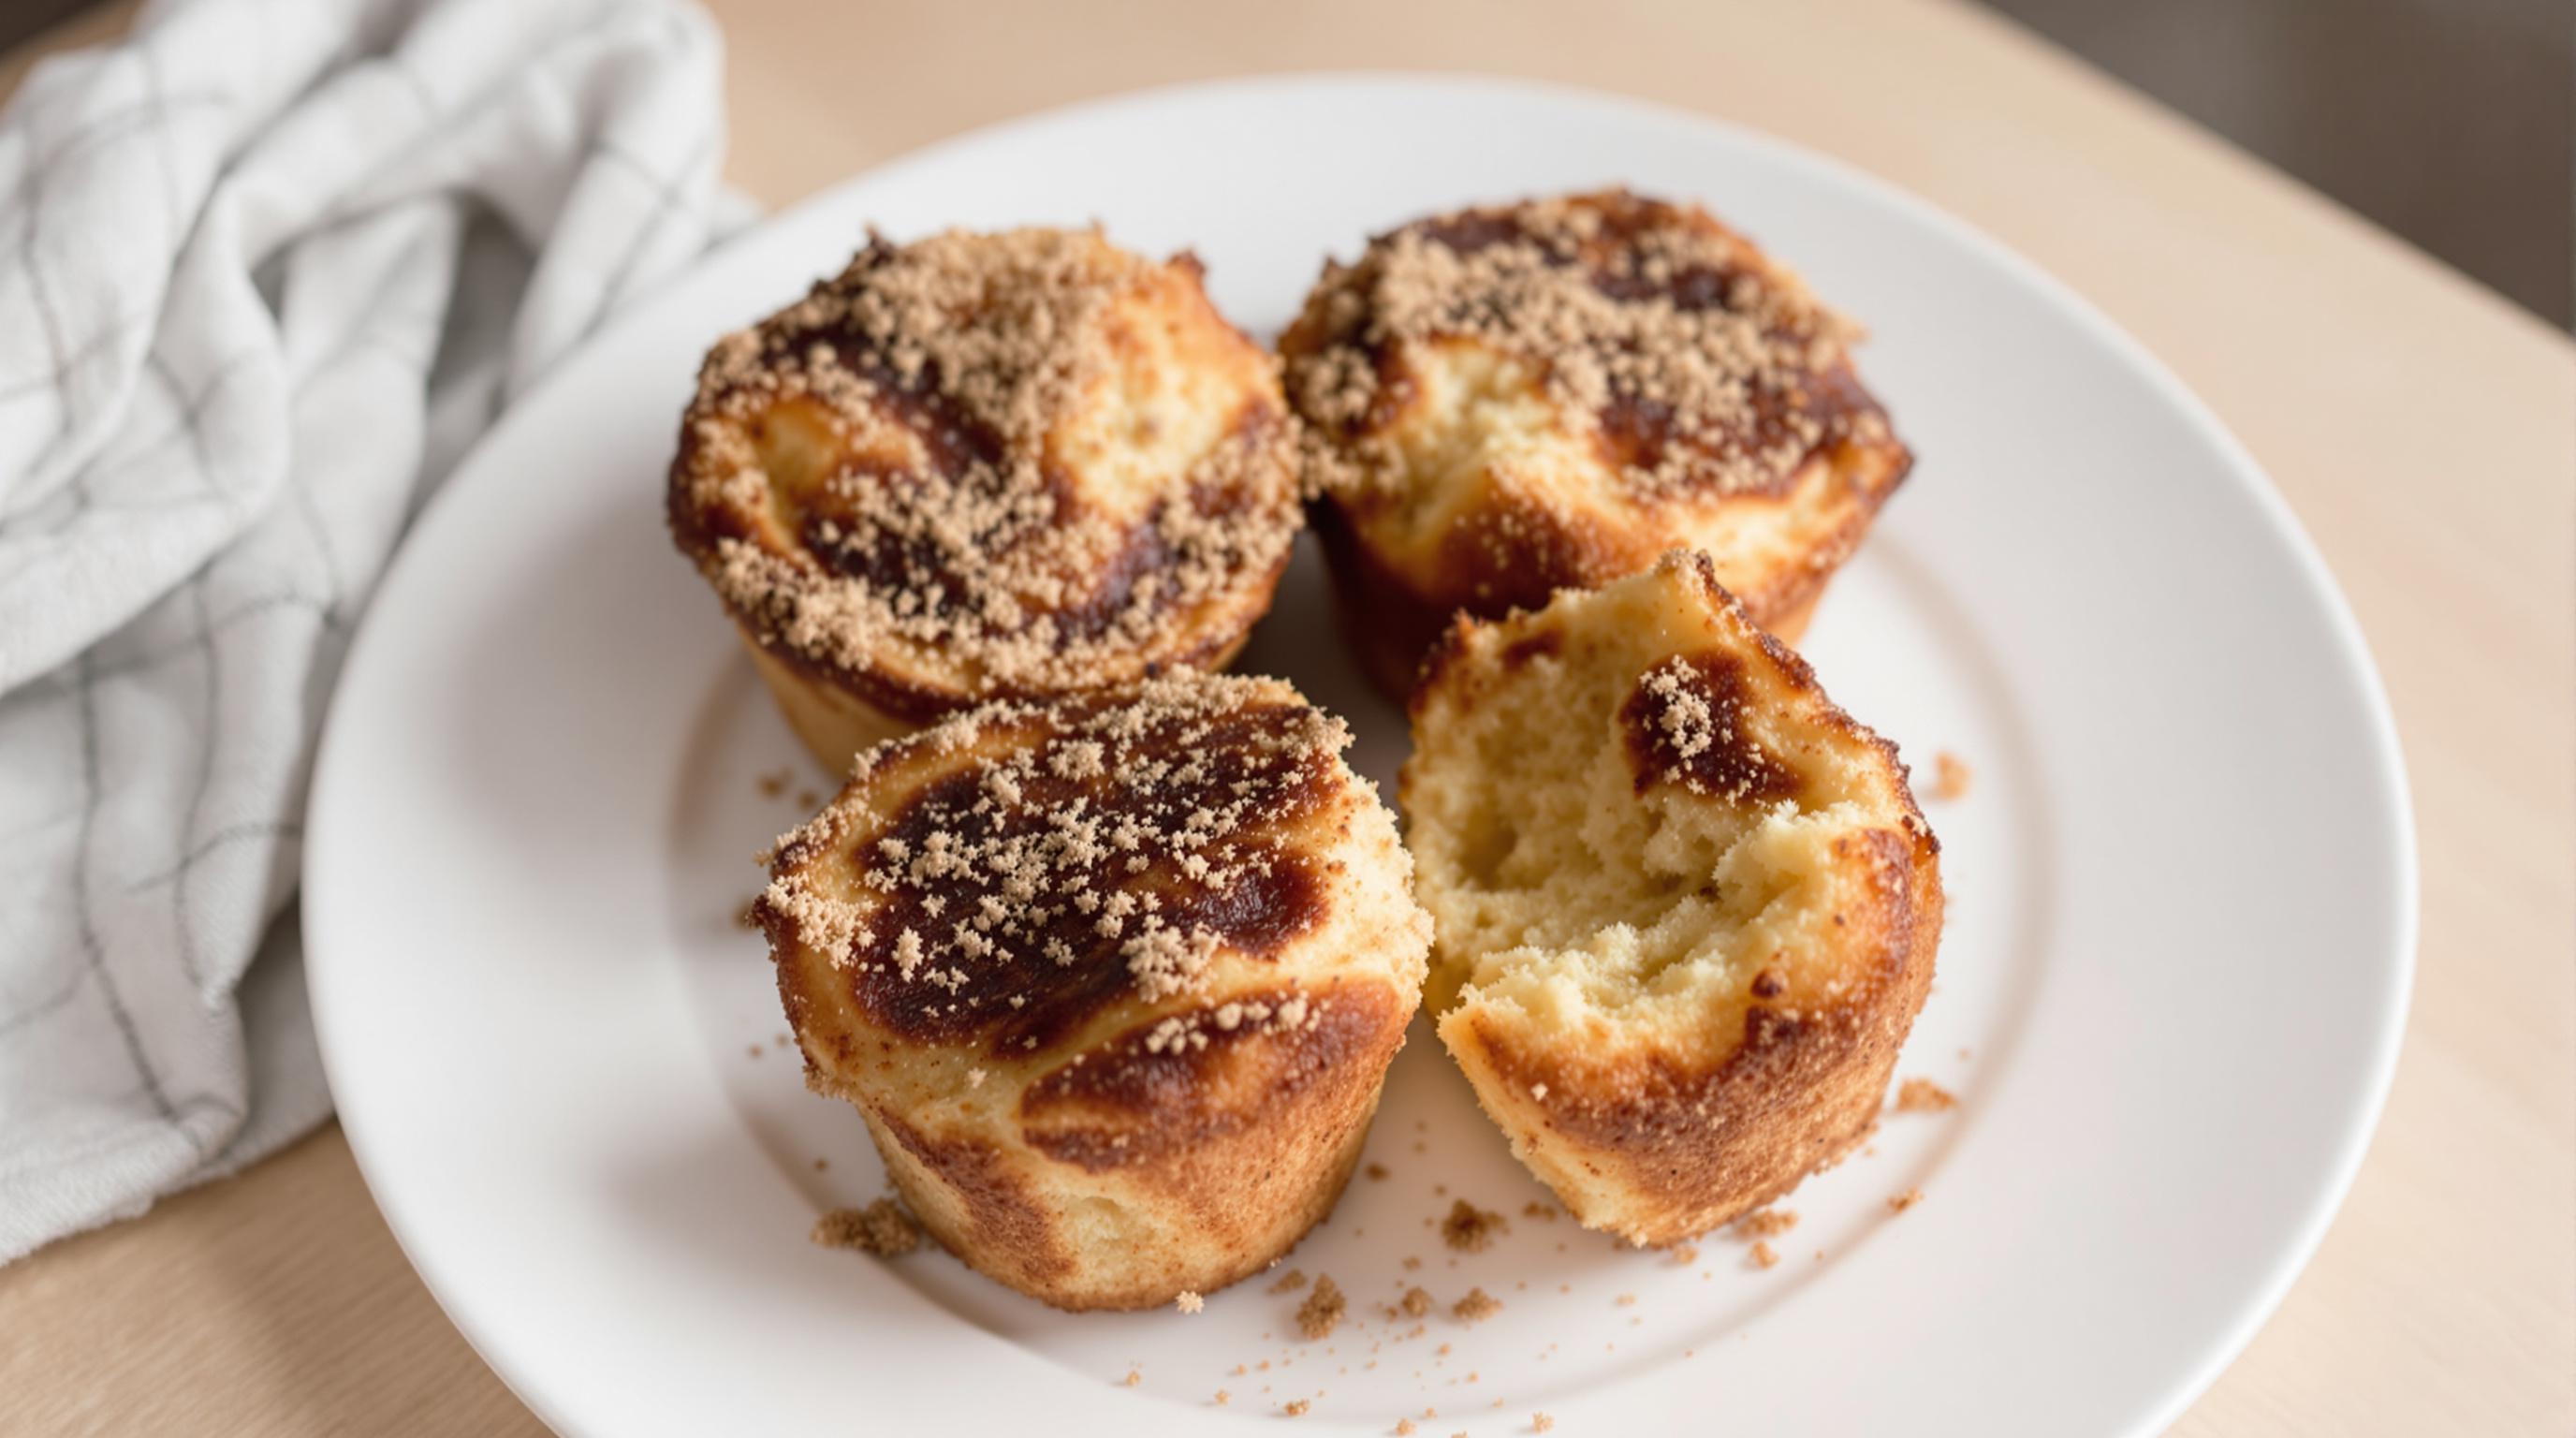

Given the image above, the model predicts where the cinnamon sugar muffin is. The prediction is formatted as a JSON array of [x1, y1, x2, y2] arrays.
[[758, 672, 1430, 1310], [1280, 189, 1911, 697], [1401, 551, 1940, 1246], [669, 227, 1303, 769]]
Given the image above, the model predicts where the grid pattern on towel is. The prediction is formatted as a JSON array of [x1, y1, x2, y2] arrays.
[[0, 0, 738, 1263]]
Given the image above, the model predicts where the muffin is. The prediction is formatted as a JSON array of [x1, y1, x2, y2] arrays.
[[1280, 189, 1911, 697], [758, 671, 1430, 1309], [1401, 550, 1941, 1246], [669, 227, 1303, 769]]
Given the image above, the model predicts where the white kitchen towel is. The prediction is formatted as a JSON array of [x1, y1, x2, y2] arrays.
[[0, 0, 738, 1262]]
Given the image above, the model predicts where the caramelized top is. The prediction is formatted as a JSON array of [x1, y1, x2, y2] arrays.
[[760, 674, 1348, 1053], [1620, 650, 1807, 803], [1281, 189, 1888, 505], [669, 227, 1301, 716]]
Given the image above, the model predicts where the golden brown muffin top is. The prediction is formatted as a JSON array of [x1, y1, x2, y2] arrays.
[[758, 673, 1354, 1056], [1281, 189, 1886, 504], [670, 227, 1301, 718]]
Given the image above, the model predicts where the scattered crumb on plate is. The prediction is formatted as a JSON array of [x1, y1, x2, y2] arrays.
[[1735, 1207, 1798, 1239], [1441, 1199, 1507, 1253], [1895, 1077, 1958, 1112], [809, 1197, 919, 1257], [1296, 1276, 1347, 1340]]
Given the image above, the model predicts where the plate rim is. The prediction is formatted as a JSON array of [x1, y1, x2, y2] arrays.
[[302, 69, 2419, 1438]]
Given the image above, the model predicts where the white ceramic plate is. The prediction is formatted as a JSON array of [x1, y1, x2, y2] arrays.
[[303, 75, 2414, 1437]]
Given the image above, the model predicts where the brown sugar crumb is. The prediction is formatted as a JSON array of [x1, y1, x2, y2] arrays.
[[1396, 1421, 1417, 1436], [757, 768, 792, 799], [1452, 1288, 1503, 1324], [1283, 1399, 1311, 1416], [1895, 1077, 1959, 1113], [1614, 1292, 1636, 1307], [809, 1197, 919, 1257], [1930, 751, 1972, 801], [1296, 1276, 1348, 1340], [1269, 1268, 1310, 1295], [1735, 1208, 1798, 1240], [1215, 1390, 1230, 1405], [1663, 1243, 1699, 1267], [1397, 1286, 1435, 1318], [1533, 1416, 1557, 1433], [1888, 1188, 1925, 1214], [1520, 1200, 1559, 1223], [1365, 1162, 1391, 1181], [1122, 1370, 1142, 1387], [1440, 1199, 1507, 1253], [1401, 1255, 1423, 1271], [1176, 1290, 1205, 1313], [1749, 1240, 1780, 1269]]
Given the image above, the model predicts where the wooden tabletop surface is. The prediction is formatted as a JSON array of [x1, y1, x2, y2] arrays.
[[4, 0, 2569, 1433]]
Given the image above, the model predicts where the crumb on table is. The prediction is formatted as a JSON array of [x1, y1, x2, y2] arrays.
[[1269, 1268, 1310, 1295], [1452, 1287, 1502, 1324], [1930, 750, 1971, 800], [1176, 1289, 1204, 1313], [1749, 1240, 1780, 1269], [1365, 1162, 1390, 1181], [1888, 1188, 1925, 1214]]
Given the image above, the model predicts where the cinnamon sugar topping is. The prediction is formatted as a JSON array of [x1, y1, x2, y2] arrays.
[[758, 675, 1352, 1049], [1284, 190, 1872, 503], [673, 227, 1300, 706]]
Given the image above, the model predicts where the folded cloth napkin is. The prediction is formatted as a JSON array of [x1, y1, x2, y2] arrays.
[[0, 0, 737, 1262]]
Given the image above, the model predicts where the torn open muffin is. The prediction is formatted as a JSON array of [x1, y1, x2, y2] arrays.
[[1401, 550, 1940, 1245]]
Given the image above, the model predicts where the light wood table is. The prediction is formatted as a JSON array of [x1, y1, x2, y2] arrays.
[[4, 1, 2569, 1432]]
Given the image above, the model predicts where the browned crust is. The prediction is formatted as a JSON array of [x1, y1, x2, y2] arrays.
[[1446, 827, 1940, 1244], [1018, 978, 1403, 1170], [811, 976, 1407, 1311]]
